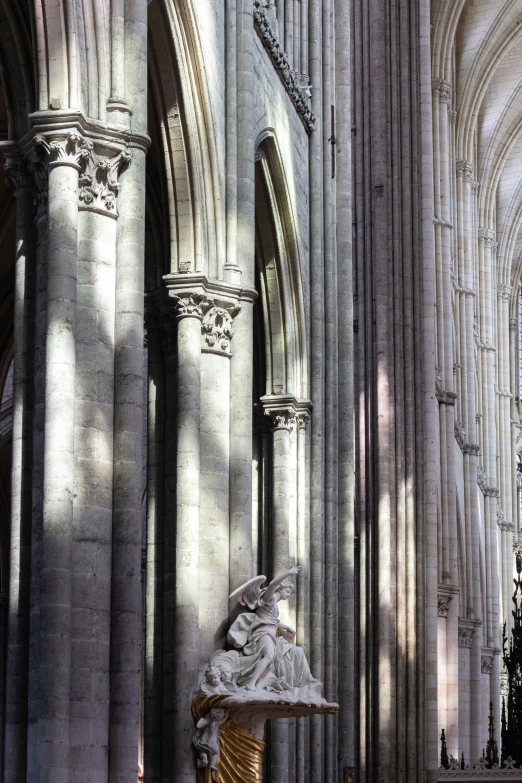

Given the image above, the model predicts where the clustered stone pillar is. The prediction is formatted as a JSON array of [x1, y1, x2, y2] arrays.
[[160, 277, 243, 783], [3, 118, 148, 783]]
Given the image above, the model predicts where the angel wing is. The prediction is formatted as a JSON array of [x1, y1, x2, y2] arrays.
[[228, 575, 266, 610]]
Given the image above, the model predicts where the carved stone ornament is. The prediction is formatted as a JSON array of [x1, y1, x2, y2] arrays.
[[253, 0, 316, 133], [265, 408, 297, 432], [436, 387, 457, 406], [438, 594, 453, 618], [432, 78, 452, 106], [481, 654, 494, 674], [171, 293, 214, 321], [201, 303, 241, 356], [79, 147, 132, 217], [33, 130, 93, 171], [297, 411, 311, 430], [458, 624, 474, 648], [497, 283, 512, 302], [478, 228, 497, 249], [192, 568, 337, 783], [456, 159, 473, 183], [463, 443, 480, 456], [4, 156, 32, 194], [454, 421, 465, 450]]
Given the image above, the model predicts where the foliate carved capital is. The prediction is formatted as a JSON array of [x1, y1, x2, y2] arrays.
[[438, 593, 453, 618], [201, 303, 241, 356], [297, 411, 311, 430], [448, 110, 458, 125], [497, 283, 512, 302], [171, 293, 215, 322], [33, 130, 93, 171], [478, 227, 496, 248], [456, 159, 473, 183], [463, 442, 480, 456], [432, 78, 452, 105], [4, 156, 32, 193], [510, 317, 517, 331], [265, 408, 297, 432], [497, 509, 515, 532], [436, 387, 457, 406], [458, 623, 474, 648], [79, 147, 132, 217]]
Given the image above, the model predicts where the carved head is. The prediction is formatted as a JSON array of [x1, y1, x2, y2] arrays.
[[205, 666, 221, 687], [279, 580, 296, 601], [220, 667, 233, 682]]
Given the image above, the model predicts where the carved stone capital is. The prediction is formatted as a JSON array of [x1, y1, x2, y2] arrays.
[[297, 411, 311, 430], [260, 395, 312, 433], [79, 147, 132, 217], [478, 227, 496, 249], [456, 159, 473, 183], [481, 654, 494, 674], [463, 443, 480, 457], [497, 283, 512, 302], [33, 130, 93, 171], [265, 409, 297, 432], [438, 594, 453, 618], [432, 78, 452, 105], [201, 303, 241, 357], [3, 155, 32, 193], [458, 622, 475, 648], [436, 387, 457, 406], [448, 109, 457, 124], [171, 292, 215, 322]]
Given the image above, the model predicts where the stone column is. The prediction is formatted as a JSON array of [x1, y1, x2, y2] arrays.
[[169, 291, 211, 782], [3, 155, 36, 783], [262, 397, 298, 783], [200, 301, 239, 656], [72, 143, 132, 781], [109, 140, 148, 782], [29, 130, 91, 781]]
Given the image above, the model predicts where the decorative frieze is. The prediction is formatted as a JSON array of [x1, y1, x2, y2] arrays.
[[79, 147, 132, 217], [253, 0, 316, 133], [456, 159, 473, 183]]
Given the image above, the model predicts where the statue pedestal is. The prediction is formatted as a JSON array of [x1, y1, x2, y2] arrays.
[[193, 694, 338, 783]]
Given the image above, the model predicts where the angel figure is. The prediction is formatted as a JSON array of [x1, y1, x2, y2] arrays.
[[193, 707, 227, 769], [227, 567, 322, 701]]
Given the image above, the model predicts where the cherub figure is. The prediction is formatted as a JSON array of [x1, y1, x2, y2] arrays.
[[219, 666, 237, 692], [193, 708, 227, 769], [199, 666, 224, 696], [227, 566, 322, 700]]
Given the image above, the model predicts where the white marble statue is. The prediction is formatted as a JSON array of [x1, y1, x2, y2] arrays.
[[225, 566, 323, 701], [193, 567, 337, 774]]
